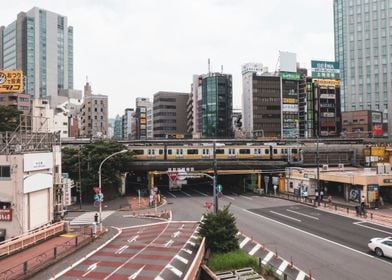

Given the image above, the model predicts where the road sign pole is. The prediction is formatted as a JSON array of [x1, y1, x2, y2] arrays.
[[213, 141, 218, 214]]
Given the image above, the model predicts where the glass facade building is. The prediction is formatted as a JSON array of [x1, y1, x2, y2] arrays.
[[1, 7, 73, 107], [334, 0, 391, 137], [199, 73, 233, 138]]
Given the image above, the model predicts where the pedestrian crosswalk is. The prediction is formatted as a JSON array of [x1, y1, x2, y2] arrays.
[[69, 211, 114, 225]]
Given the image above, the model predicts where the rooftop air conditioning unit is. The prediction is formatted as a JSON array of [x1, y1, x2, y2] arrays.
[[322, 164, 329, 171], [338, 163, 344, 170]]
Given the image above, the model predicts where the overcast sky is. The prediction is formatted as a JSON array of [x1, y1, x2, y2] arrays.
[[1, 0, 334, 118]]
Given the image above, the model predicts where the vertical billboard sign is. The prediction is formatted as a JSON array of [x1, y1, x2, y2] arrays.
[[311, 60, 340, 80], [280, 72, 300, 139], [0, 70, 24, 93]]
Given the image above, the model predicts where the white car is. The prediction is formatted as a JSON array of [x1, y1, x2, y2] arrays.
[[368, 237, 392, 258]]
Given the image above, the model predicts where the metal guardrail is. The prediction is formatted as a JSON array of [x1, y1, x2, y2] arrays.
[[0, 222, 65, 258], [0, 233, 91, 280]]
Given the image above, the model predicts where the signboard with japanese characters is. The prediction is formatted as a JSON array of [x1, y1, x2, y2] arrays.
[[0, 209, 12, 221], [311, 60, 340, 80], [0, 70, 23, 93]]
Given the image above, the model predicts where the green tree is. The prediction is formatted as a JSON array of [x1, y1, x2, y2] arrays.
[[198, 204, 239, 253], [62, 140, 133, 202], [0, 106, 22, 132]]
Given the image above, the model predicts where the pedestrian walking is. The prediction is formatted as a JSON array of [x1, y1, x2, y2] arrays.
[[315, 190, 319, 202], [320, 190, 324, 201], [379, 196, 384, 207], [328, 195, 332, 207]]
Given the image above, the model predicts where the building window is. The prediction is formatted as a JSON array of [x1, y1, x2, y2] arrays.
[[0, 166, 11, 178]]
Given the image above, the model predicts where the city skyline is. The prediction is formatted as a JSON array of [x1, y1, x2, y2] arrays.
[[0, 0, 334, 117]]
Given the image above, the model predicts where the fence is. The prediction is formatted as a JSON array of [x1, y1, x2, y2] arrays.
[[0, 222, 65, 258], [0, 233, 91, 280]]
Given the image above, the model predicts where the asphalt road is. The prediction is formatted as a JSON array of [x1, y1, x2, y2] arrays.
[[162, 184, 392, 280], [33, 184, 392, 280]]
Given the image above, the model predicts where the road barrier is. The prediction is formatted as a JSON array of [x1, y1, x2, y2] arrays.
[[0, 222, 65, 258]]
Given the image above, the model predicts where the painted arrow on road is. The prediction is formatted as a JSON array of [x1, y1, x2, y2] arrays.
[[115, 245, 129, 254], [82, 262, 99, 277], [128, 265, 146, 279], [128, 235, 139, 243]]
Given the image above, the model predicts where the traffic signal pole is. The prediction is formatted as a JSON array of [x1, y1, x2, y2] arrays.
[[213, 141, 218, 213]]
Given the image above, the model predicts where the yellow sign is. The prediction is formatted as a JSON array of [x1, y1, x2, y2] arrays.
[[313, 79, 340, 87], [0, 70, 23, 93]]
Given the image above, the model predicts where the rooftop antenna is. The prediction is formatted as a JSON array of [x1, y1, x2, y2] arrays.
[[274, 51, 280, 74], [208, 58, 211, 74], [86, 75, 88, 83], [221, 65, 223, 74]]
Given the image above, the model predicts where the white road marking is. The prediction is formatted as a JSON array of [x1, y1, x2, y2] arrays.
[[270, 211, 302, 222], [165, 239, 174, 247], [353, 222, 392, 234], [277, 260, 289, 275], [286, 209, 319, 220], [240, 237, 250, 248], [187, 240, 196, 246], [249, 244, 261, 256], [115, 245, 129, 254], [128, 235, 139, 243], [70, 211, 114, 225], [103, 222, 173, 280], [175, 254, 189, 264], [243, 209, 392, 267], [224, 195, 235, 200], [52, 227, 122, 279], [179, 224, 185, 230], [82, 262, 98, 277], [240, 195, 253, 201], [154, 276, 165, 280], [166, 192, 176, 198], [181, 191, 192, 197], [181, 248, 193, 254], [296, 270, 306, 280], [262, 251, 274, 265], [193, 189, 208, 196], [167, 264, 182, 277], [172, 231, 181, 238], [129, 265, 145, 279]]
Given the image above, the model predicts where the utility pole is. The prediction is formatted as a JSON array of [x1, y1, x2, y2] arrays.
[[78, 146, 82, 209], [213, 140, 218, 213], [316, 133, 320, 206]]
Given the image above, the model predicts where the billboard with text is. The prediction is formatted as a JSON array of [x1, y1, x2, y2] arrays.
[[0, 70, 23, 93]]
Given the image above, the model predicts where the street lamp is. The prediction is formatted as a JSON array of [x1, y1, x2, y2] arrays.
[[98, 149, 128, 231]]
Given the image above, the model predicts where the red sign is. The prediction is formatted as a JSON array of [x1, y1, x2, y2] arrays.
[[205, 201, 213, 209], [168, 172, 178, 182], [93, 186, 101, 194], [0, 209, 12, 221]]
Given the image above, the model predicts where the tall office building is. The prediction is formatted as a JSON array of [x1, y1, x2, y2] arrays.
[[334, 0, 390, 136], [1, 7, 73, 108], [198, 73, 233, 138], [153, 91, 188, 139], [131, 97, 152, 140], [79, 82, 108, 138]]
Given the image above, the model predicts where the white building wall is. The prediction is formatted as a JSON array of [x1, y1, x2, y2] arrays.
[[242, 72, 253, 136]]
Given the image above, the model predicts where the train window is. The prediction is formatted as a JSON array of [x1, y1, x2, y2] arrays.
[[176, 149, 183, 155], [273, 149, 278, 154], [202, 149, 209, 155], [187, 149, 199, 155], [159, 149, 163, 155], [284, 149, 287, 154], [292, 148, 298, 154], [239, 149, 250, 154], [168, 149, 172, 155], [216, 149, 224, 154], [133, 150, 144, 155], [148, 149, 155, 155], [265, 149, 269, 154]]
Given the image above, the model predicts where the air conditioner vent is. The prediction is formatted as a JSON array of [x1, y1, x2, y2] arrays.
[[322, 164, 329, 171], [338, 163, 344, 170]]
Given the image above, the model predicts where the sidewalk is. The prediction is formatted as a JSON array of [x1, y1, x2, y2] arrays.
[[0, 195, 162, 280], [275, 193, 392, 227]]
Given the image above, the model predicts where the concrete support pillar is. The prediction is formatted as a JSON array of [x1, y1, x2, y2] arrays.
[[120, 172, 128, 195]]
